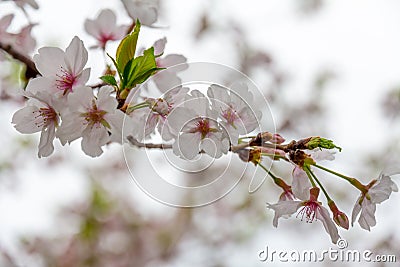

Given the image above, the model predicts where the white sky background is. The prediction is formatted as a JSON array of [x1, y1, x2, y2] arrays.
[[1, 0, 400, 266]]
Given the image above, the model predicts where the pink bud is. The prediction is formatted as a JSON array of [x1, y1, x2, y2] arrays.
[[270, 133, 285, 144], [328, 201, 349, 230]]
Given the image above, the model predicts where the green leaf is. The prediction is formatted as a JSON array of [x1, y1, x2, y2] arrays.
[[116, 20, 141, 73], [100, 75, 117, 87], [122, 46, 160, 89]]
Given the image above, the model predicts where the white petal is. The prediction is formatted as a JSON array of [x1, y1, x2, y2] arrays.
[[369, 175, 398, 203], [153, 37, 167, 55], [81, 125, 109, 157], [38, 123, 56, 158], [33, 47, 64, 77], [351, 197, 362, 226], [67, 86, 94, 111], [173, 133, 201, 160], [12, 106, 42, 134], [158, 54, 187, 69], [358, 199, 376, 231], [97, 86, 117, 111], [266, 200, 301, 227], [317, 206, 340, 244], [65, 36, 88, 75], [291, 167, 311, 201], [25, 77, 54, 94]]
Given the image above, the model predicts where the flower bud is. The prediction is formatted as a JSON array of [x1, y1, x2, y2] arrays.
[[237, 148, 261, 165], [270, 133, 285, 144], [328, 201, 349, 230]]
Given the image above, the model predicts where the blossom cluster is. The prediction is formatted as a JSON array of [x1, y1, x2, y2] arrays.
[[236, 135, 398, 243], [1, 0, 398, 245]]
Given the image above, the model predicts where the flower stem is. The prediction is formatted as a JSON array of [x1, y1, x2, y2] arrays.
[[305, 166, 332, 202], [304, 167, 317, 188], [313, 164, 367, 193]]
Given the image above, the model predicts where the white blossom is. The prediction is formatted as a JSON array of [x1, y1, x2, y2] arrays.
[[351, 174, 398, 231], [12, 91, 60, 158], [56, 86, 124, 157], [168, 90, 229, 159], [207, 83, 261, 145], [267, 187, 340, 244], [27, 36, 90, 98], [84, 9, 128, 49]]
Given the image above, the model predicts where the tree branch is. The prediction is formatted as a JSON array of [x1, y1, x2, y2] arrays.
[[127, 135, 173, 149], [0, 41, 39, 79]]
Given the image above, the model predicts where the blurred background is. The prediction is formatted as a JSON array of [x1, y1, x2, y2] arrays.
[[0, 0, 400, 266]]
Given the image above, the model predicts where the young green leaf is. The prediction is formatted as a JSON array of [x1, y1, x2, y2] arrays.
[[122, 46, 159, 89], [116, 20, 141, 73], [100, 75, 117, 87]]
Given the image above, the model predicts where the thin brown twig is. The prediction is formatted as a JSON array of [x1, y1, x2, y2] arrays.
[[0, 41, 39, 79], [127, 135, 173, 149]]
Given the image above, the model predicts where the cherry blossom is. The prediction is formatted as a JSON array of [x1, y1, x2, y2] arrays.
[[267, 187, 340, 243], [207, 83, 261, 145], [168, 90, 229, 159], [84, 9, 128, 50], [56, 86, 124, 157], [138, 86, 189, 141], [121, 0, 159, 27], [351, 174, 398, 231], [12, 91, 59, 158], [8, 23, 36, 55], [26, 36, 90, 98]]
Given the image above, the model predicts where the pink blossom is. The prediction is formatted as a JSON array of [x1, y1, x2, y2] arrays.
[[84, 9, 128, 49], [26, 36, 90, 98], [267, 187, 340, 243]]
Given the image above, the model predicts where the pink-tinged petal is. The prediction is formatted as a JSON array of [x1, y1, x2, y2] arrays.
[[73, 68, 91, 89], [292, 167, 311, 200], [12, 106, 41, 134], [316, 206, 340, 244], [358, 199, 376, 231], [81, 125, 109, 157], [0, 14, 14, 32], [38, 123, 56, 158], [158, 54, 187, 68], [351, 197, 362, 226], [33, 47, 64, 77], [267, 200, 301, 227], [84, 19, 101, 39], [153, 37, 166, 55], [97, 9, 116, 29], [173, 133, 201, 160], [65, 36, 88, 75]]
